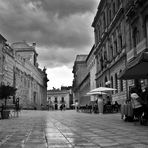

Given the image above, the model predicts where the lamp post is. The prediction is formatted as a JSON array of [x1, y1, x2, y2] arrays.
[[105, 81, 111, 88]]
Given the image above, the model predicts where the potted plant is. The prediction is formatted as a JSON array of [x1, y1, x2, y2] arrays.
[[0, 84, 17, 119]]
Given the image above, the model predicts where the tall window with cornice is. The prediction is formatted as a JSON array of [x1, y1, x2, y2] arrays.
[[117, 0, 121, 9], [115, 73, 118, 93], [145, 16, 148, 40], [103, 12, 106, 31], [113, 2, 116, 16], [119, 35, 123, 51], [111, 76, 113, 94], [110, 45, 113, 61], [114, 40, 118, 56], [120, 70, 123, 92], [133, 27, 140, 47]]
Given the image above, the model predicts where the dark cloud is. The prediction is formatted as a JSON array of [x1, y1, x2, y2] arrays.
[[0, 0, 98, 68], [38, 0, 97, 18]]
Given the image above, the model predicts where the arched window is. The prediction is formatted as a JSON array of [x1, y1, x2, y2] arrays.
[[61, 97, 64, 103], [54, 97, 57, 103]]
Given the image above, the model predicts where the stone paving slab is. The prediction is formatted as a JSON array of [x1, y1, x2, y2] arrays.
[[0, 110, 148, 148]]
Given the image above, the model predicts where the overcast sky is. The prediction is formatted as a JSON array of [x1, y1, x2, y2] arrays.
[[0, 0, 99, 89]]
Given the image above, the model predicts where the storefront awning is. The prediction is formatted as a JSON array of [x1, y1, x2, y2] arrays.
[[118, 52, 148, 80]]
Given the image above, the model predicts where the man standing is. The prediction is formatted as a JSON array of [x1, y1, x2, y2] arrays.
[[97, 95, 104, 114]]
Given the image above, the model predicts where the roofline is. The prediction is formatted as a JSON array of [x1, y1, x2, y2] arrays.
[[92, 0, 105, 27], [0, 34, 7, 42], [86, 45, 95, 62]]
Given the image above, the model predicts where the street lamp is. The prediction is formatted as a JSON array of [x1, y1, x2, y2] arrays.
[[105, 81, 111, 87]]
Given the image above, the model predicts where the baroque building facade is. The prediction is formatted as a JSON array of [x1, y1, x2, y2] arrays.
[[73, 0, 148, 105], [92, 0, 127, 104], [72, 55, 90, 105], [47, 86, 73, 110], [0, 35, 48, 109]]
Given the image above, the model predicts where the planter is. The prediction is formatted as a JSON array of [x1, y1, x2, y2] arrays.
[[1, 110, 10, 119]]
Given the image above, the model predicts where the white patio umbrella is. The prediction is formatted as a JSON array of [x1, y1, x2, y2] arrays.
[[86, 91, 107, 96], [90, 87, 116, 93]]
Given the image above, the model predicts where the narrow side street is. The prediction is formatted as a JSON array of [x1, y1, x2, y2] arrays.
[[0, 110, 148, 148]]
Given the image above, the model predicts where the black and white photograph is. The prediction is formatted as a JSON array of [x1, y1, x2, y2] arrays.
[[0, 0, 148, 148]]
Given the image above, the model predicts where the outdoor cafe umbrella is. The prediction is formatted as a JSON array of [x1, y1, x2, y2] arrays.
[[86, 91, 107, 96], [90, 87, 117, 93]]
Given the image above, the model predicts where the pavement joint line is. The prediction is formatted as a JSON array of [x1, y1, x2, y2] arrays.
[[44, 131, 49, 148], [0, 135, 12, 146], [21, 129, 33, 148], [50, 119, 74, 148]]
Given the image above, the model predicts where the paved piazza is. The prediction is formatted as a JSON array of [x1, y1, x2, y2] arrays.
[[0, 110, 148, 148]]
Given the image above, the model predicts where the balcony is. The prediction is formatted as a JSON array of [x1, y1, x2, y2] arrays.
[[136, 38, 147, 54], [127, 48, 136, 62]]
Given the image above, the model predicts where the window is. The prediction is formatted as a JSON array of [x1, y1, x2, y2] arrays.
[[114, 40, 118, 56], [113, 2, 116, 15], [133, 27, 140, 47], [105, 76, 108, 86], [103, 13, 106, 30], [61, 97, 64, 103], [115, 73, 118, 93], [145, 16, 148, 39], [119, 35, 123, 51], [117, 0, 121, 9], [110, 76, 113, 88], [101, 54, 104, 70], [119, 70, 123, 92], [109, 9, 112, 23], [110, 45, 113, 60], [54, 97, 57, 103], [111, 76, 113, 94]]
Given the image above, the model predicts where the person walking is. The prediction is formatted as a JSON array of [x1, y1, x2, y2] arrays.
[[130, 87, 143, 121], [97, 95, 104, 114], [15, 98, 20, 117]]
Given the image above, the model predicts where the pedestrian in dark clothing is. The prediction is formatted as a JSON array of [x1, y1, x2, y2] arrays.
[[141, 87, 148, 119], [60, 104, 63, 111], [15, 98, 20, 117]]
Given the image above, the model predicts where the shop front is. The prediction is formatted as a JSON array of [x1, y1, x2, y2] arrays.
[[118, 51, 148, 124]]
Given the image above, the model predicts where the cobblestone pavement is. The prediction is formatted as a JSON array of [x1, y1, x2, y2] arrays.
[[0, 110, 148, 148]]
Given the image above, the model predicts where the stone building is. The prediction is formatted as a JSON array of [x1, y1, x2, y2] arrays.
[[47, 86, 73, 110], [86, 45, 97, 102], [119, 0, 148, 90], [72, 55, 90, 105], [91, 0, 129, 104], [73, 0, 148, 105], [90, 0, 148, 104], [0, 36, 48, 109]]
